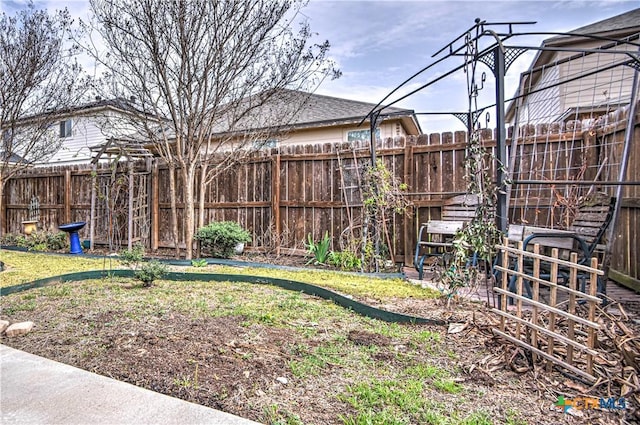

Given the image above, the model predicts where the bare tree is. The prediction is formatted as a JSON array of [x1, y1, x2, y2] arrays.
[[0, 5, 84, 236], [89, 0, 338, 259]]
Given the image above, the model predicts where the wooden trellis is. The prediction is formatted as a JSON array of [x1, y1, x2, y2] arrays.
[[492, 238, 603, 382], [89, 138, 153, 251]]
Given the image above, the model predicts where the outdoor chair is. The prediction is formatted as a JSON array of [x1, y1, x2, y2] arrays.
[[504, 193, 615, 299], [414, 194, 480, 280]]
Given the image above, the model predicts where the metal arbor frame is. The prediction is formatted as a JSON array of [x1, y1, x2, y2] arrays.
[[360, 18, 640, 282]]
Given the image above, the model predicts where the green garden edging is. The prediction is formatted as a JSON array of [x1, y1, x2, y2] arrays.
[[0, 270, 446, 325], [0, 245, 404, 280]]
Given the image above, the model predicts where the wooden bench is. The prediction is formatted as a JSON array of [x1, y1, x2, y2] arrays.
[[414, 194, 480, 280]]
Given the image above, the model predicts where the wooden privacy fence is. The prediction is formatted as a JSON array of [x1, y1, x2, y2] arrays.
[[1, 114, 638, 286], [492, 239, 602, 382]]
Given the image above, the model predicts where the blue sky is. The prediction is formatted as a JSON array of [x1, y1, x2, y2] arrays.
[[2, 0, 638, 133]]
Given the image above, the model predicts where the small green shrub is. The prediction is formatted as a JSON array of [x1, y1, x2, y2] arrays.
[[118, 243, 168, 287], [1, 231, 69, 252], [306, 231, 331, 265], [191, 258, 208, 267], [328, 250, 362, 271], [45, 232, 68, 251], [194, 221, 251, 259], [30, 242, 48, 252], [119, 243, 145, 269], [0, 233, 25, 247], [134, 260, 169, 287]]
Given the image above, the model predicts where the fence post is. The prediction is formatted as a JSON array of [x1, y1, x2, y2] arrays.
[[127, 161, 134, 250], [151, 160, 159, 252], [403, 143, 414, 265], [1, 182, 6, 236], [272, 154, 281, 255], [64, 169, 71, 223], [89, 165, 96, 250]]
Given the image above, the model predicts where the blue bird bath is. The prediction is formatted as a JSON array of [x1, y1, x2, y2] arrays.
[[58, 221, 87, 254]]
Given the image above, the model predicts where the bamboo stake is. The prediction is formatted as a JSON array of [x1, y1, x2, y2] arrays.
[[587, 257, 598, 376], [567, 252, 578, 365], [532, 244, 540, 363]]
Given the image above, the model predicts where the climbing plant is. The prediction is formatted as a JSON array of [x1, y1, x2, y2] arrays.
[[359, 158, 411, 272], [433, 23, 507, 303], [437, 130, 501, 302]]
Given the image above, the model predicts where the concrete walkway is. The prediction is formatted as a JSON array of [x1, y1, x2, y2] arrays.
[[0, 345, 261, 425]]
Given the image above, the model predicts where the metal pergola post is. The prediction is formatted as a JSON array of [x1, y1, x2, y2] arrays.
[[493, 45, 508, 234]]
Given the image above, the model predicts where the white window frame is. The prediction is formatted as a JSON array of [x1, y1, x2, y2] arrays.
[[346, 128, 381, 143], [59, 119, 72, 138]]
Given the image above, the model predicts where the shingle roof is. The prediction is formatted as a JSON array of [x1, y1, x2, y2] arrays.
[[567, 7, 640, 36], [544, 8, 640, 45], [280, 90, 415, 127], [0, 151, 26, 163], [216, 89, 420, 135], [14, 97, 148, 124]]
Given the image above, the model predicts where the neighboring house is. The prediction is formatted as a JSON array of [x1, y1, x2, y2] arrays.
[[10, 91, 420, 168], [34, 98, 144, 167], [506, 8, 640, 126], [260, 90, 421, 147], [1, 97, 144, 168], [209, 89, 421, 150]]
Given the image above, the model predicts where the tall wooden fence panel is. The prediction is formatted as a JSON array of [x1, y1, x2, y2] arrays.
[[1, 116, 637, 287]]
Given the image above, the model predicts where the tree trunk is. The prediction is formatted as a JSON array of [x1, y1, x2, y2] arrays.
[[0, 179, 5, 238], [198, 164, 207, 230], [182, 165, 196, 260], [196, 164, 209, 259], [168, 163, 181, 258]]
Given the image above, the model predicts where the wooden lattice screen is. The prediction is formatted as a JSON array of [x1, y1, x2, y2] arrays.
[[492, 238, 603, 382]]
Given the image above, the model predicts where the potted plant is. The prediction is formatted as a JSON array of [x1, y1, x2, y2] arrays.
[[21, 220, 38, 235]]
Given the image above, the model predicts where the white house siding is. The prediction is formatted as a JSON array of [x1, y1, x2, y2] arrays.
[[37, 116, 106, 167], [518, 64, 561, 125], [558, 40, 635, 115], [280, 121, 408, 147]]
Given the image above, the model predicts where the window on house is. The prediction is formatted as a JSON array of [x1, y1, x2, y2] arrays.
[[347, 128, 380, 143], [59, 120, 72, 138], [253, 139, 278, 149]]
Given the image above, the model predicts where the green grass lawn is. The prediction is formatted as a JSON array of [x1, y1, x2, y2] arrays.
[[0, 249, 121, 288], [195, 264, 440, 299], [1, 249, 439, 300]]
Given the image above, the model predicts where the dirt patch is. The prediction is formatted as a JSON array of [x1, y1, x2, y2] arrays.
[[1, 278, 638, 424], [347, 330, 391, 346]]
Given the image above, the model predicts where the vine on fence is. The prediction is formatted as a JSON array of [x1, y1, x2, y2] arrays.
[[437, 130, 501, 302], [358, 158, 412, 272]]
